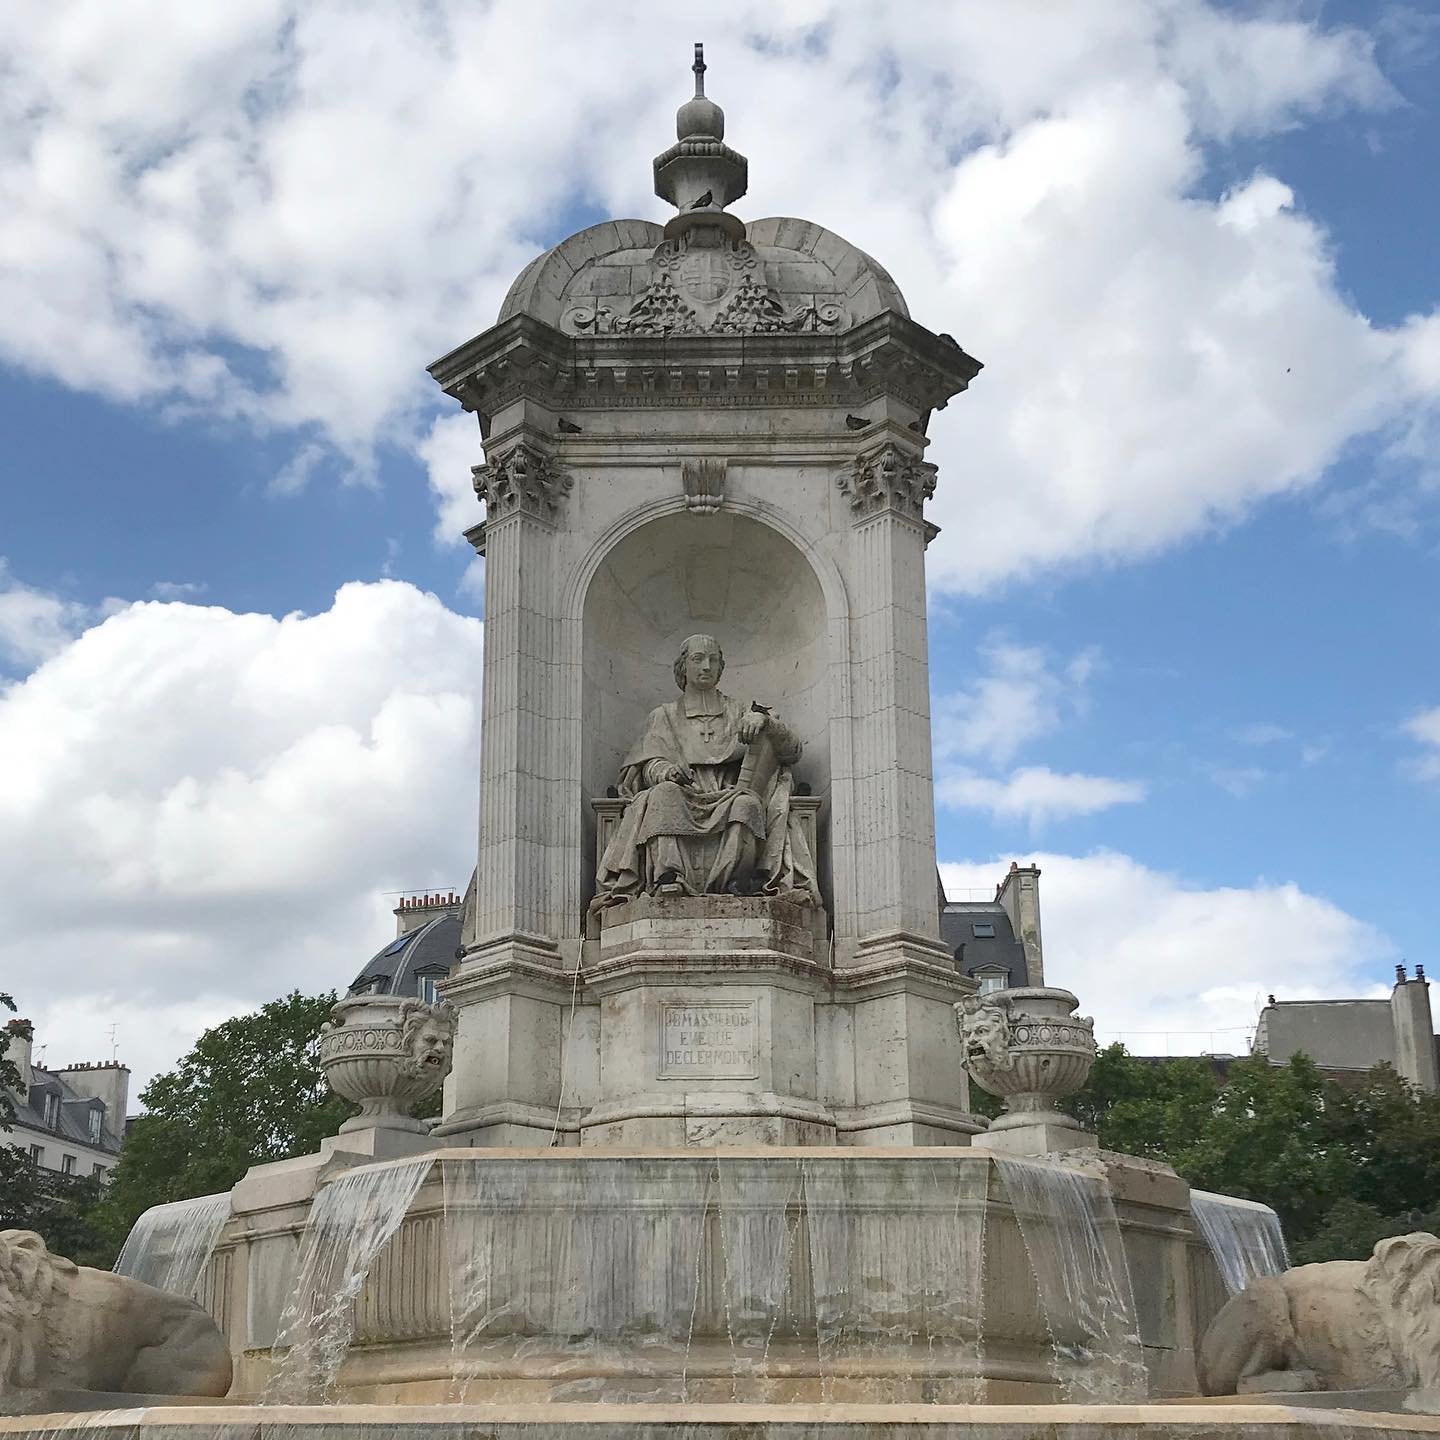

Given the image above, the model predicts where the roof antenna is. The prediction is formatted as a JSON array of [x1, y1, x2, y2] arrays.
[[108, 1023, 118, 1063]]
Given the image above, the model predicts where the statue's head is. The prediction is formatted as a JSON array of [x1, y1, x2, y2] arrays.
[[955, 996, 1012, 1071], [673, 633, 725, 691], [399, 999, 457, 1081]]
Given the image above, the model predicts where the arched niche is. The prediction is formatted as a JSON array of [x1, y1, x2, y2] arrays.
[[581, 510, 831, 906]]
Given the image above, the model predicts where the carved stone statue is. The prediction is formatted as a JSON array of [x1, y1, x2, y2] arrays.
[[594, 633, 820, 906], [0, 1229, 232, 1402], [1199, 1232, 1440, 1405]]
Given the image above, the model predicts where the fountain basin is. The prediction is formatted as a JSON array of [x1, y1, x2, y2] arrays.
[[200, 1147, 1225, 1406]]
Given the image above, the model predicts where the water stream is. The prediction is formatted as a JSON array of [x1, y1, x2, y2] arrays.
[[263, 1155, 434, 1404], [442, 1152, 989, 1404], [995, 1156, 1147, 1402], [1190, 1189, 1288, 1295], [111, 1192, 231, 1299]]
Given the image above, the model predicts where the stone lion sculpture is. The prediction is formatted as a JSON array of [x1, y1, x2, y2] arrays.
[[1199, 1232, 1440, 1400], [0, 1229, 232, 1400]]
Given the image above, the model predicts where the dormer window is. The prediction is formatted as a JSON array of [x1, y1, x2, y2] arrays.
[[42, 1092, 60, 1128], [974, 964, 1008, 995], [87, 1107, 103, 1143], [416, 973, 443, 1005], [972, 922, 996, 939]]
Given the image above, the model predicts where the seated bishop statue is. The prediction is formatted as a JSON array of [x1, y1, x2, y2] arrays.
[[593, 633, 821, 909]]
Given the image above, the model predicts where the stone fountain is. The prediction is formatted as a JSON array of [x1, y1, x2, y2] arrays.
[[7, 44, 1436, 1440]]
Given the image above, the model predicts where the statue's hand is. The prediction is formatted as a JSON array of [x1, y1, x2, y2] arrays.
[[665, 763, 695, 786], [737, 711, 769, 743]]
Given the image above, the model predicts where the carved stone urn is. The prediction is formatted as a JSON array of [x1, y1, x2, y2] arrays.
[[954, 987, 1096, 1134], [319, 995, 457, 1135]]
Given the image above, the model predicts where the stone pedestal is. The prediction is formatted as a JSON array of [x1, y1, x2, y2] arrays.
[[972, 1119, 1099, 1156], [582, 895, 835, 1145]]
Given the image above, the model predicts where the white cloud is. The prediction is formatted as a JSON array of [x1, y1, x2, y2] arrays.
[[0, 3, 1433, 587], [0, 561, 91, 669], [0, 581, 483, 1095], [1404, 704, 1440, 780], [1230, 722, 1293, 746], [418, 411, 482, 546], [940, 850, 1393, 1052], [932, 641, 1139, 824], [938, 767, 1145, 825]]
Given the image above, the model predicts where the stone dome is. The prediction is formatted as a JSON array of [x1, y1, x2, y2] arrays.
[[498, 217, 909, 337]]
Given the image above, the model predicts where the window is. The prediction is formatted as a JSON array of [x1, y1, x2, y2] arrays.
[[42, 1092, 60, 1128], [87, 1108, 103, 1143], [61, 1154, 76, 1175], [93, 1164, 107, 1177], [28, 1144, 43, 1164], [977, 970, 1008, 995], [972, 922, 996, 939], [417, 975, 440, 1005]]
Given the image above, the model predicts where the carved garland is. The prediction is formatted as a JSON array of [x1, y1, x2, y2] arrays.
[[839, 443, 937, 522], [472, 443, 573, 522]]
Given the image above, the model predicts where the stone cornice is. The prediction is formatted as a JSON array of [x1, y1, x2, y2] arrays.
[[428, 311, 981, 421]]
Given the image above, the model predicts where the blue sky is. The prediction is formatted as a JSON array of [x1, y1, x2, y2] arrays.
[[1, 1, 1437, 1086]]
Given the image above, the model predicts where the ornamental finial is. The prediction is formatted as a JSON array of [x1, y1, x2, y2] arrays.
[[655, 41, 748, 240]]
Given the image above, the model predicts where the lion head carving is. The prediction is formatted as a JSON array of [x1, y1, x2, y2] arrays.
[[1199, 1231, 1440, 1399], [0, 1229, 231, 1399], [954, 997, 1012, 1073], [398, 999, 456, 1082]]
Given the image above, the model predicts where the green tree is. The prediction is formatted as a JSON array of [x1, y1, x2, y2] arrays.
[[91, 991, 354, 1253]]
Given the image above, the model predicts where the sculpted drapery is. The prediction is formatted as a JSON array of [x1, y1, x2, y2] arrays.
[[594, 634, 821, 906]]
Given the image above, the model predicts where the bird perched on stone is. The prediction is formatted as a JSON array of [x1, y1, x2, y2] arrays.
[[557, 416, 582, 434], [690, 190, 714, 209], [844, 414, 869, 430]]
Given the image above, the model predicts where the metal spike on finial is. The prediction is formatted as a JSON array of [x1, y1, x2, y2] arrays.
[[693, 42, 706, 96]]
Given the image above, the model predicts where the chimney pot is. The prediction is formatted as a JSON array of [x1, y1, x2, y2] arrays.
[[1397, 964, 1408, 983], [1419, 964, 1427, 982]]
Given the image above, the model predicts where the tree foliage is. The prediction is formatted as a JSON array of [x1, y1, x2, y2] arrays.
[[90, 991, 353, 1255], [1064, 1044, 1440, 1262]]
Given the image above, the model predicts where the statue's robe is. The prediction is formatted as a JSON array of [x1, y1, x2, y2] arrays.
[[595, 687, 820, 903]]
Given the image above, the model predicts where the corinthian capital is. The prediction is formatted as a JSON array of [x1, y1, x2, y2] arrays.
[[839, 443, 937, 523], [472, 442, 573, 523]]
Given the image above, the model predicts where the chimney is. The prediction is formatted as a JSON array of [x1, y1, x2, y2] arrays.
[[4, 1018, 34, 1089], [996, 862, 1044, 986], [393, 889, 462, 937], [1391, 965, 1439, 1093], [55, 1061, 130, 1135]]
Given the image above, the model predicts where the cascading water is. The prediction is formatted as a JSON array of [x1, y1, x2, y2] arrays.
[[1190, 1189, 1288, 1295], [263, 1155, 434, 1404], [112, 1192, 231, 1299], [802, 1155, 988, 1403], [995, 1155, 1148, 1403], [442, 1152, 990, 1405]]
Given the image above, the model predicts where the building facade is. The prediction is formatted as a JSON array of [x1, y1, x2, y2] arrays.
[[3, 1018, 127, 1178], [1252, 965, 1438, 1092]]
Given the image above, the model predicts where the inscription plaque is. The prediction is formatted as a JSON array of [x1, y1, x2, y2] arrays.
[[659, 1000, 758, 1079]]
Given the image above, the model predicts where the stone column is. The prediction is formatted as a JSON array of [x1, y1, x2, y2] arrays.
[[436, 438, 578, 1145], [839, 440, 948, 963], [826, 440, 979, 1146]]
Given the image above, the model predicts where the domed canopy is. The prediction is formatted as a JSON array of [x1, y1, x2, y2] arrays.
[[499, 216, 908, 336]]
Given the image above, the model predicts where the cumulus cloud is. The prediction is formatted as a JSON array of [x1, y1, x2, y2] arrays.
[[933, 641, 1140, 825], [0, 581, 483, 1094], [0, 2, 1434, 586], [940, 851, 1393, 1052], [0, 561, 91, 670]]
